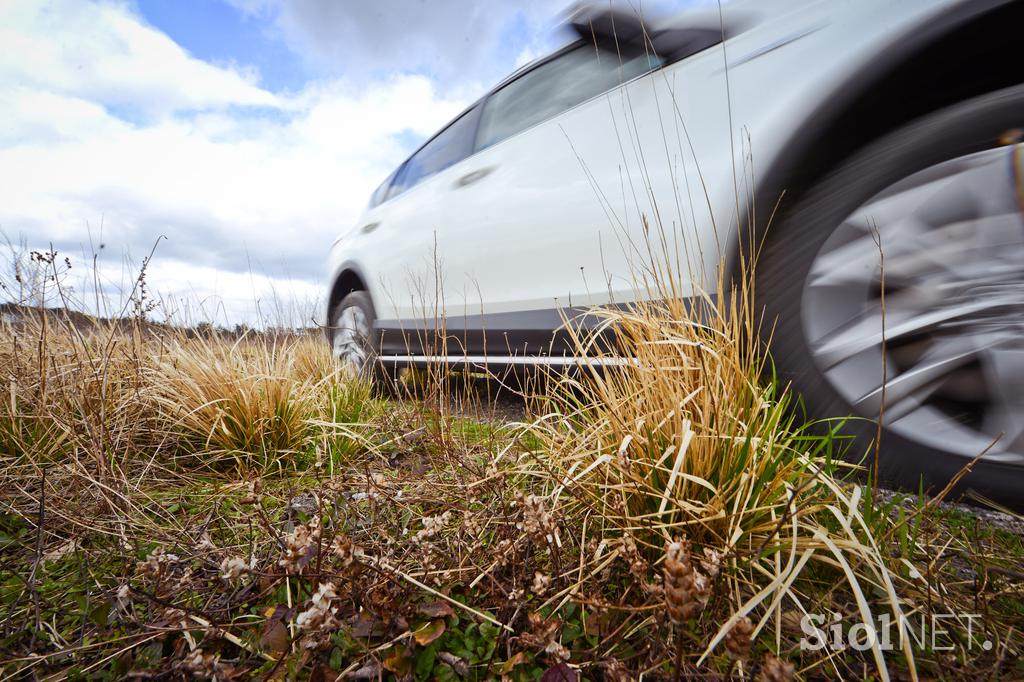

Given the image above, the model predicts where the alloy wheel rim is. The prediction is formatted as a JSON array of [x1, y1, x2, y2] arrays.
[[801, 144, 1024, 465], [331, 305, 370, 375]]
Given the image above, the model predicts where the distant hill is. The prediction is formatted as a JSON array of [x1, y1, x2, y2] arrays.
[[0, 303, 320, 339]]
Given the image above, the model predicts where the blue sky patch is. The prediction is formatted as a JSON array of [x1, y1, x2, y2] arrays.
[[135, 0, 308, 92]]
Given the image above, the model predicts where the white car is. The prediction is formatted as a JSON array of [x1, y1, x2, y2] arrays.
[[325, 0, 1022, 506]]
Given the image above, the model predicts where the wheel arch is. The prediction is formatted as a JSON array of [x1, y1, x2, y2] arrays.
[[736, 0, 1023, 279], [326, 263, 370, 329]]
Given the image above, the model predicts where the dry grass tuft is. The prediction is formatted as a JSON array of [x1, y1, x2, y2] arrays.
[[150, 333, 355, 470], [513, 258, 1019, 679]]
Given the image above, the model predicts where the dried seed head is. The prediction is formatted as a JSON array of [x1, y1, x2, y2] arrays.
[[780, 610, 803, 634], [492, 538, 516, 569], [641, 580, 664, 599], [662, 540, 710, 623], [544, 640, 571, 662], [601, 658, 633, 682], [171, 565, 194, 591], [757, 654, 795, 682], [700, 547, 723, 579], [195, 533, 216, 553], [419, 547, 446, 586], [521, 611, 562, 651], [331, 533, 358, 570], [531, 572, 551, 596], [114, 583, 133, 612], [589, 595, 611, 615], [137, 548, 180, 580], [219, 556, 251, 581], [515, 492, 560, 547], [180, 648, 224, 680], [240, 479, 262, 505], [414, 510, 453, 543], [278, 517, 321, 573], [615, 434, 634, 473], [618, 535, 648, 579], [462, 513, 483, 538], [725, 616, 755, 660], [295, 582, 339, 632]]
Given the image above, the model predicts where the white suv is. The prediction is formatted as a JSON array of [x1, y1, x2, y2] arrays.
[[325, 0, 1023, 506]]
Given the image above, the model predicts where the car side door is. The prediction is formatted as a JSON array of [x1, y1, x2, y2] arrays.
[[433, 45, 673, 356], [355, 105, 482, 330]]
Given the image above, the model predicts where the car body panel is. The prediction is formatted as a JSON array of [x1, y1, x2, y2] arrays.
[[327, 0, 970, 360]]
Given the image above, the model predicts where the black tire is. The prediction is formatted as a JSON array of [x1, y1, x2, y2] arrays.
[[756, 85, 1024, 509], [328, 291, 397, 393]]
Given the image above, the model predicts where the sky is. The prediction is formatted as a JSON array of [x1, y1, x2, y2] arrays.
[[0, 0, 690, 327]]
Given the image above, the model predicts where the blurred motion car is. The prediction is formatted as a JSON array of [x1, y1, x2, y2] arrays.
[[325, 0, 1023, 506]]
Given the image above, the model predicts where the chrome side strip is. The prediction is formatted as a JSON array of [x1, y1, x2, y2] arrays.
[[726, 23, 825, 69], [379, 354, 634, 367]]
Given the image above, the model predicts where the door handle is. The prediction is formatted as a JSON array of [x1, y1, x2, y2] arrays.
[[360, 221, 380, 234], [455, 166, 495, 188]]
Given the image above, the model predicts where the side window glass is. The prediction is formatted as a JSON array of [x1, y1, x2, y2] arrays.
[[476, 47, 659, 150], [369, 167, 401, 208], [390, 106, 479, 197]]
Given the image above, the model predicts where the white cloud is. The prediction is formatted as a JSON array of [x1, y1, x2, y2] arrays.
[[0, 0, 277, 118], [225, 0, 568, 89], [0, 86, 129, 145], [513, 45, 543, 69], [0, 0, 469, 325]]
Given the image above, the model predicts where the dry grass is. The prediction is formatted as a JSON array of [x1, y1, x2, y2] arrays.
[[149, 332, 369, 471], [0, 250, 1021, 681], [521, 264, 926, 678]]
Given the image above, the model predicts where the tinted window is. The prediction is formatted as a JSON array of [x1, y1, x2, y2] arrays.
[[368, 167, 401, 208], [476, 46, 659, 150], [390, 107, 479, 197]]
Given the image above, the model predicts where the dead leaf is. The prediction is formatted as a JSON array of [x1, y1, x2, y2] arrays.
[[382, 646, 412, 676], [349, 611, 386, 639], [89, 602, 110, 627], [347, 660, 382, 680], [260, 604, 291, 653], [501, 651, 530, 674], [412, 619, 446, 646], [297, 542, 319, 570], [541, 663, 578, 682], [310, 663, 341, 682]]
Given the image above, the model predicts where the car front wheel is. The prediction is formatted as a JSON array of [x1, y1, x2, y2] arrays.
[[329, 291, 393, 389]]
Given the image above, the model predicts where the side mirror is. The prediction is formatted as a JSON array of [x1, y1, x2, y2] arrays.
[[567, 3, 649, 57], [567, 2, 730, 66]]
